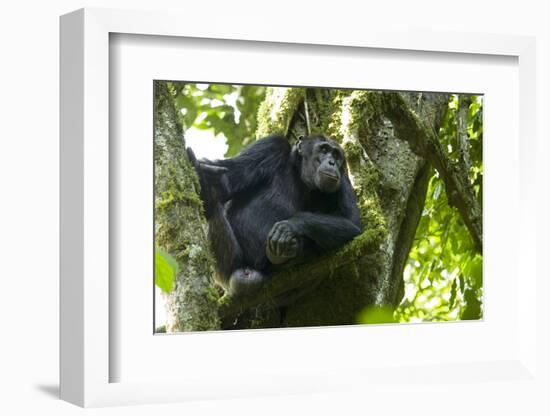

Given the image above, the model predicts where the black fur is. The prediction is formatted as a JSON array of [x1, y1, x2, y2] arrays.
[[187, 134, 361, 296]]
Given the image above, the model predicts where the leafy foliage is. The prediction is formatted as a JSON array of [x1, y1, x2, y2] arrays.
[[395, 95, 483, 322], [155, 248, 179, 293], [168, 82, 266, 157]]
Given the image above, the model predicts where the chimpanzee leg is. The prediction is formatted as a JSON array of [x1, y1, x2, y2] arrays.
[[187, 147, 241, 282], [207, 202, 244, 284], [208, 203, 266, 295], [187, 147, 267, 295]]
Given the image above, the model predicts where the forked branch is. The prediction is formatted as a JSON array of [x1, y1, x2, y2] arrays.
[[375, 92, 482, 253]]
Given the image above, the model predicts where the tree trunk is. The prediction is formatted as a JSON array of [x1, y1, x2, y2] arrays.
[[154, 82, 220, 331]]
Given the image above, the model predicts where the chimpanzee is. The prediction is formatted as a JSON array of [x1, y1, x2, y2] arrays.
[[187, 134, 361, 296]]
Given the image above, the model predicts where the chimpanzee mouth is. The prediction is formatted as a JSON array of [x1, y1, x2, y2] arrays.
[[320, 171, 338, 181]]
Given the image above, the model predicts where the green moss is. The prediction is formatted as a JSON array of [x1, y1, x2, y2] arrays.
[[256, 88, 305, 137], [156, 189, 202, 210], [328, 91, 387, 236], [154, 81, 220, 332], [341, 141, 362, 166], [279, 221, 386, 326], [356, 167, 386, 234], [204, 286, 221, 304], [326, 90, 348, 140], [283, 256, 379, 327], [301, 89, 341, 136], [339, 144, 386, 243], [348, 91, 385, 139], [218, 293, 233, 309], [155, 157, 205, 216]]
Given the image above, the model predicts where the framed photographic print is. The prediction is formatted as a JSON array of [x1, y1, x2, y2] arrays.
[[60, 7, 538, 408], [151, 80, 484, 334]]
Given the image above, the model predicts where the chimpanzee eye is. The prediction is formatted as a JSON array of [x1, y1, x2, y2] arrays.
[[321, 146, 329, 154]]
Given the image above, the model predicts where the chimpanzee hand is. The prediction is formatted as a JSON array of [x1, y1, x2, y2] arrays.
[[266, 220, 303, 265], [186, 148, 230, 217]]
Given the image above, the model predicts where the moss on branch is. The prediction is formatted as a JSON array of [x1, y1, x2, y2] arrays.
[[256, 88, 305, 137], [218, 225, 385, 319]]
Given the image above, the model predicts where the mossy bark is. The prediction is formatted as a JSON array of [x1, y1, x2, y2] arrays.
[[154, 81, 221, 332], [376, 92, 482, 253]]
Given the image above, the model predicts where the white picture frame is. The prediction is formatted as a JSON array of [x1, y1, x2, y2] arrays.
[[60, 7, 538, 408]]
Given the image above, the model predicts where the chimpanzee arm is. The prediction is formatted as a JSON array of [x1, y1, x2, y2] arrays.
[[287, 213, 361, 251], [200, 135, 290, 199], [266, 212, 360, 264], [287, 176, 361, 251], [266, 176, 361, 265]]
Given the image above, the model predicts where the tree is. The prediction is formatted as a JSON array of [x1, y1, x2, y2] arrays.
[[154, 82, 220, 331], [154, 81, 483, 331]]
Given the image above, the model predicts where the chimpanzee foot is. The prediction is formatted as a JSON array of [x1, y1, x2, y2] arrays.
[[229, 268, 266, 296]]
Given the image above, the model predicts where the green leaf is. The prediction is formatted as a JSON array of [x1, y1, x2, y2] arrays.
[[356, 306, 396, 324], [155, 248, 179, 293], [450, 278, 457, 308], [465, 254, 483, 289], [461, 289, 482, 320]]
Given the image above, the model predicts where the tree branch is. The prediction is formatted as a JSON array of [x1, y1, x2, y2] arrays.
[[457, 95, 472, 171], [376, 92, 482, 253], [218, 226, 384, 319], [389, 162, 432, 306]]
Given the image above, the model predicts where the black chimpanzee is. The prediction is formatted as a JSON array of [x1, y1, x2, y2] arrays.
[[187, 134, 361, 296]]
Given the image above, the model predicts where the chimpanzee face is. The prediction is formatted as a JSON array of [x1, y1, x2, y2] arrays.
[[298, 136, 345, 193]]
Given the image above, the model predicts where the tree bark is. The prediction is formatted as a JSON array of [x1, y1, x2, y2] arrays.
[[376, 92, 482, 253], [457, 95, 472, 172], [154, 82, 221, 331]]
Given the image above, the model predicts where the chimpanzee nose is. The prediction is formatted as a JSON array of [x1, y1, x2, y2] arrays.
[[328, 160, 335, 166]]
